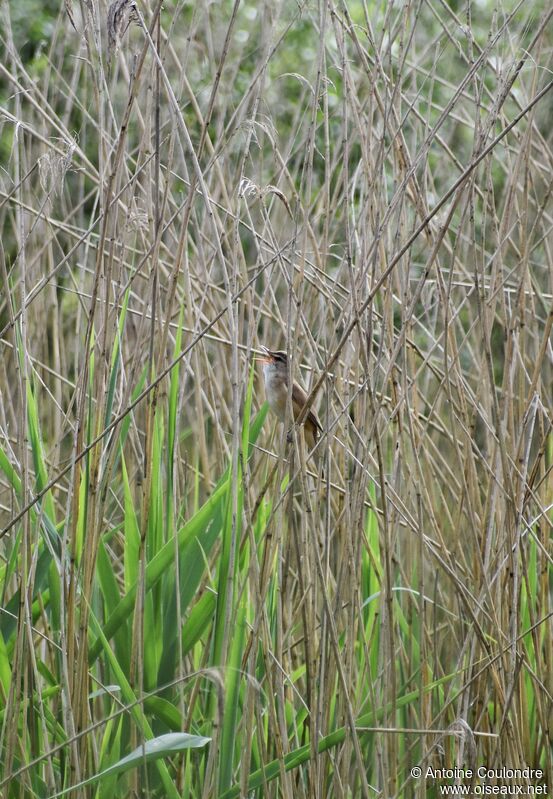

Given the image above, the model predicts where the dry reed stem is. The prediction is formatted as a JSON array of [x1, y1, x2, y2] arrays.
[[1, 0, 552, 796]]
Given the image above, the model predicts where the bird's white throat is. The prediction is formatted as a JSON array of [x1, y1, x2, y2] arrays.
[[263, 362, 288, 421]]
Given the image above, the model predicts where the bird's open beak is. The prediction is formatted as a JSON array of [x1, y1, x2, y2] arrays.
[[255, 346, 273, 364]]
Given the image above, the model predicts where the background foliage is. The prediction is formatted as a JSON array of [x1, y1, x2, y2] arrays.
[[0, 0, 552, 796]]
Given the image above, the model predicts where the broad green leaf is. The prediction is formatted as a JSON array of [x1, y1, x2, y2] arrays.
[[218, 606, 246, 793], [53, 733, 210, 797], [143, 696, 182, 730], [88, 473, 229, 664], [88, 406, 268, 665], [85, 611, 182, 799], [96, 715, 123, 799], [181, 590, 217, 655], [121, 452, 140, 591]]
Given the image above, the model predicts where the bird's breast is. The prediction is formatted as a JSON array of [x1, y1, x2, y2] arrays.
[[263, 365, 287, 421]]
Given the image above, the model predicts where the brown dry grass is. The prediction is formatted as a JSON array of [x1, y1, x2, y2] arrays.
[[0, 0, 552, 796]]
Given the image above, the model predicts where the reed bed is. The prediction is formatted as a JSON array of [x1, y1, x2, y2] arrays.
[[0, 0, 552, 796]]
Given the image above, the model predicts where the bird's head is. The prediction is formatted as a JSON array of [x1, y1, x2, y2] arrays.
[[260, 347, 288, 366]]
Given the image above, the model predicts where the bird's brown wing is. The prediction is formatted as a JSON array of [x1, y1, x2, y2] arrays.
[[292, 382, 323, 432]]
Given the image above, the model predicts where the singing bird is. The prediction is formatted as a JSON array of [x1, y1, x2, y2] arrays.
[[260, 346, 322, 452]]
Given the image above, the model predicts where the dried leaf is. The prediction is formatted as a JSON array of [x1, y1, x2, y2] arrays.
[[238, 177, 259, 200], [37, 138, 76, 197], [238, 178, 293, 218], [107, 0, 138, 57], [263, 185, 293, 218]]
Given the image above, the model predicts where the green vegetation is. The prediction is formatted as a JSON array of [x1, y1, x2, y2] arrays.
[[0, 0, 552, 797]]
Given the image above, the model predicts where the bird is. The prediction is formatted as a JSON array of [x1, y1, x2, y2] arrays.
[[259, 346, 322, 453]]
